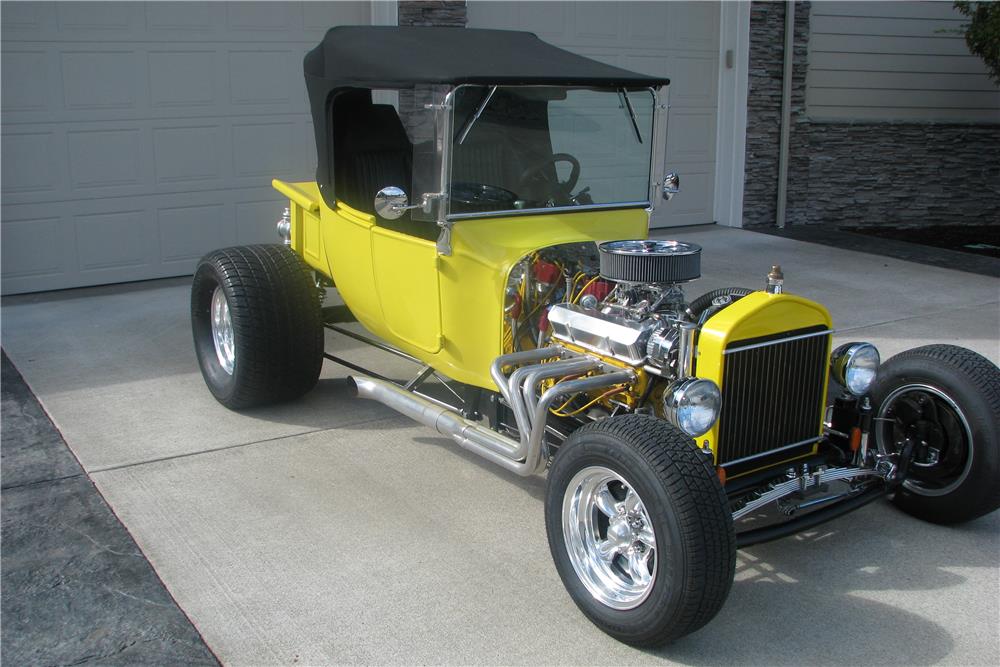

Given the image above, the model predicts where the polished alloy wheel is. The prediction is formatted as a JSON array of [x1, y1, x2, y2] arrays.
[[876, 383, 974, 497], [210, 286, 236, 375], [562, 466, 657, 610]]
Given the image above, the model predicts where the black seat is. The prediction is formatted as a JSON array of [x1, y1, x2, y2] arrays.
[[332, 92, 438, 241], [333, 92, 412, 213]]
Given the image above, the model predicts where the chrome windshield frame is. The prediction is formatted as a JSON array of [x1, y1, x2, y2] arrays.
[[436, 84, 661, 230]]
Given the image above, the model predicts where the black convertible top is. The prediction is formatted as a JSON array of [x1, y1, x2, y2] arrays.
[[304, 26, 670, 89], [304, 26, 669, 207]]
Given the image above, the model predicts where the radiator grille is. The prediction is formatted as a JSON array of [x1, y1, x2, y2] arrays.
[[716, 326, 830, 466]]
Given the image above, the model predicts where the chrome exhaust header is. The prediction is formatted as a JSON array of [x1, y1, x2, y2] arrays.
[[350, 348, 633, 476]]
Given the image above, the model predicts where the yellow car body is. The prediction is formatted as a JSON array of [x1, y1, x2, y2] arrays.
[[274, 178, 832, 472]]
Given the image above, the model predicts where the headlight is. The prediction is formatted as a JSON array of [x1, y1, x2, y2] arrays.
[[831, 342, 880, 396], [662, 378, 721, 437]]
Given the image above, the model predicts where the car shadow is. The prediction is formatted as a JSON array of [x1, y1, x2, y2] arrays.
[[653, 503, 997, 664], [411, 435, 549, 501], [234, 377, 415, 432], [401, 431, 996, 664]]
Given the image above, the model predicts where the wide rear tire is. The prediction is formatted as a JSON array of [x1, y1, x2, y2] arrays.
[[544, 414, 735, 646], [191, 245, 323, 409], [870, 344, 1000, 524]]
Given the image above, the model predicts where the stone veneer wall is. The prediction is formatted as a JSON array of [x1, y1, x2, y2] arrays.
[[743, 1, 810, 228], [398, 1, 467, 27], [744, 1, 1000, 228]]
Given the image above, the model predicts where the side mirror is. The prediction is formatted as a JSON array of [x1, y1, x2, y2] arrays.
[[662, 172, 680, 201], [374, 186, 409, 220]]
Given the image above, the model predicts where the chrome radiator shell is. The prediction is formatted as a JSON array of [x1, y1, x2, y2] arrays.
[[547, 303, 656, 365]]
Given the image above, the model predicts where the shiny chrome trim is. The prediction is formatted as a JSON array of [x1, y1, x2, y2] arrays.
[[548, 302, 656, 365], [445, 84, 658, 222], [721, 436, 823, 468], [724, 328, 834, 355], [563, 466, 657, 610], [599, 239, 700, 257], [516, 357, 600, 424], [210, 286, 235, 375], [732, 464, 885, 521], [874, 383, 974, 497], [276, 207, 291, 244], [447, 200, 651, 221], [435, 88, 456, 254], [661, 172, 680, 201], [830, 342, 880, 395], [661, 377, 721, 437], [351, 362, 632, 477], [676, 322, 696, 377]]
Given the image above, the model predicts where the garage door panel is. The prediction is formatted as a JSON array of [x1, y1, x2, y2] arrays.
[[235, 200, 284, 245], [468, 0, 720, 229], [158, 204, 228, 264], [61, 50, 140, 110], [148, 51, 217, 107], [2, 131, 60, 194], [666, 55, 719, 107], [153, 126, 223, 185], [1, 2, 46, 32], [574, 3, 623, 42], [74, 209, 149, 272], [1, 50, 50, 111], [659, 169, 715, 224], [228, 50, 296, 106], [517, 3, 572, 41], [232, 122, 296, 178], [302, 3, 370, 34], [1, 218, 65, 280], [144, 3, 221, 32], [667, 110, 716, 163], [627, 2, 671, 43], [225, 2, 296, 31], [1, 1, 366, 294], [667, 2, 720, 52], [57, 2, 141, 32], [69, 128, 145, 189]]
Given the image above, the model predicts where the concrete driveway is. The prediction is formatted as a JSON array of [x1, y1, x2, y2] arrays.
[[3, 226, 998, 665]]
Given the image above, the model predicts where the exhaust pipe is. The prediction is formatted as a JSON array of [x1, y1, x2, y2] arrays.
[[351, 375, 535, 476], [350, 366, 634, 477]]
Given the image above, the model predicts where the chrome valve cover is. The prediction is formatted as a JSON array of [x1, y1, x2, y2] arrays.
[[547, 303, 656, 365]]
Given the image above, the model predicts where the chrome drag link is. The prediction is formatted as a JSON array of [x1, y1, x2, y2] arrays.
[[350, 349, 633, 477]]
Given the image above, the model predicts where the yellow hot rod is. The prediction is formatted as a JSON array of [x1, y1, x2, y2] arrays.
[[191, 27, 1000, 646]]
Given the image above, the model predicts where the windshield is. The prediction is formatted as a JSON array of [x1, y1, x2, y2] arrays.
[[448, 86, 655, 218]]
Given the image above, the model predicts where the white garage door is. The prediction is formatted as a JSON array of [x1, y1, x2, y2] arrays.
[[0, 1, 368, 295], [467, 1, 720, 229]]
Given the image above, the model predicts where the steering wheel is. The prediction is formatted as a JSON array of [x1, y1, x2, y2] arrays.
[[517, 153, 581, 204], [450, 181, 518, 213]]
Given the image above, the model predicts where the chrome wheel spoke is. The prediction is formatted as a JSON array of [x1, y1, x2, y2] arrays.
[[561, 466, 658, 611], [637, 525, 655, 548], [624, 488, 641, 513], [627, 548, 653, 586], [597, 539, 619, 563], [595, 487, 619, 518]]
